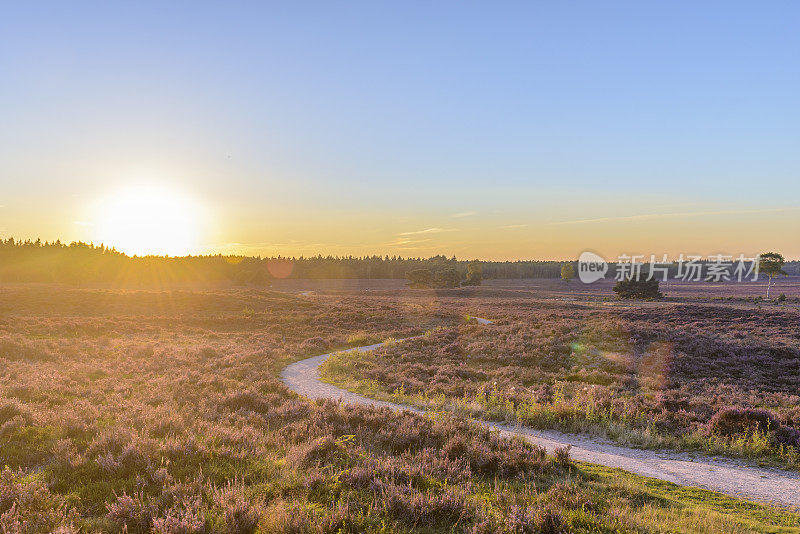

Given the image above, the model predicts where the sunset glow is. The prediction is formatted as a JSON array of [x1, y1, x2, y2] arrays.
[[92, 185, 203, 257]]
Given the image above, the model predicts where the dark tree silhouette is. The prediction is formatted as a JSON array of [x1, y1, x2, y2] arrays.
[[613, 278, 662, 300], [406, 269, 434, 288]]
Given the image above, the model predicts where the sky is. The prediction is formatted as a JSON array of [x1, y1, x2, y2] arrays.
[[1, 1, 799, 260]]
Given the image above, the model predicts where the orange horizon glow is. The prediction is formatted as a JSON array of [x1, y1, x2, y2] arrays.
[[1, 183, 798, 261]]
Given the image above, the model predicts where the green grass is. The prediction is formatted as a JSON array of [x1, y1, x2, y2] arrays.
[[580, 464, 800, 533]]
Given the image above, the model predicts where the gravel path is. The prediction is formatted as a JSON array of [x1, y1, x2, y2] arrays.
[[280, 322, 800, 510]]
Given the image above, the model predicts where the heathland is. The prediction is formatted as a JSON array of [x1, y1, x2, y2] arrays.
[[322, 295, 800, 467], [0, 283, 799, 532]]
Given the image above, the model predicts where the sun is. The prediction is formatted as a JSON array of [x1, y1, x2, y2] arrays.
[[93, 184, 204, 257]]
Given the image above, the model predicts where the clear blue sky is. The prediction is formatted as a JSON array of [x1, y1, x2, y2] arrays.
[[2, 2, 799, 259]]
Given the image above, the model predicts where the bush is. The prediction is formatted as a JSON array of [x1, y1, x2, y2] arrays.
[[708, 408, 778, 436], [434, 268, 462, 289], [287, 436, 351, 468], [0, 468, 77, 533], [106, 493, 156, 532], [708, 408, 800, 447], [613, 278, 662, 300]]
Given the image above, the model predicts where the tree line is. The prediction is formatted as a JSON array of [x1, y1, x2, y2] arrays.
[[0, 238, 564, 284], [0, 238, 796, 285]]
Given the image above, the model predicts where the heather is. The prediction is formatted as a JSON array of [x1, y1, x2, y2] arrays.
[[322, 300, 800, 466], [0, 285, 798, 532]]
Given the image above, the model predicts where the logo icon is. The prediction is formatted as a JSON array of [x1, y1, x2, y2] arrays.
[[578, 251, 608, 283]]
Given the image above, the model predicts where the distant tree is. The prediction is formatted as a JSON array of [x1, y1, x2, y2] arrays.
[[434, 268, 462, 289], [560, 262, 575, 282], [463, 261, 483, 286], [758, 252, 787, 299], [613, 278, 662, 300], [406, 269, 434, 288]]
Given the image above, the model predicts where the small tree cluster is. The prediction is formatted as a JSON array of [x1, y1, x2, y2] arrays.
[[406, 261, 482, 289], [613, 278, 662, 300]]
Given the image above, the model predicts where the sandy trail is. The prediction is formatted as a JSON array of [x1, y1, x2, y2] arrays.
[[280, 322, 800, 510]]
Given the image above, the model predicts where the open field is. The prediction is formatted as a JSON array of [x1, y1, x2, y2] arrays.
[[29, 275, 800, 303], [482, 277, 800, 301], [322, 296, 800, 471], [0, 284, 798, 532], [268, 276, 800, 305]]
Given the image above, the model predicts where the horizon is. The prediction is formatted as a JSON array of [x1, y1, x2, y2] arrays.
[[3, 2, 800, 260], [3, 236, 799, 264]]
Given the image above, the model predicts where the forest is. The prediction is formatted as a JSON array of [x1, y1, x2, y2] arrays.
[[0, 238, 797, 284], [0, 239, 564, 284]]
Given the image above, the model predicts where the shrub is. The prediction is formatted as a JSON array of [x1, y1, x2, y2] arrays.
[[0, 400, 28, 427], [708, 408, 778, 437], [287, 436, 350, 469], [434, 268, 462, 289], [707, 408, 800, 447], [505, 505, 568, 534], [106, 493, 156, 532], [553, 445, 571, 467], [613, 278, 662, 300], [0, 468, 77, 534], [151, 498, 205, 534], [213, 483, 261, 534]]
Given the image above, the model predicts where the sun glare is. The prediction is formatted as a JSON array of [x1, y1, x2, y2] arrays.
[[93, 185, 204, 257]]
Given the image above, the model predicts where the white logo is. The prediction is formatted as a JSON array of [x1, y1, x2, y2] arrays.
[[578, 251, 608, 283]]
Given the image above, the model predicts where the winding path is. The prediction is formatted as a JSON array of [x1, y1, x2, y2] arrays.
[[281, 320, 800, 510]]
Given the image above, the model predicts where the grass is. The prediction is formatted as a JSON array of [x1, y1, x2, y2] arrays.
[[0, 284, 798, 532], [582, 464, 800, 533]]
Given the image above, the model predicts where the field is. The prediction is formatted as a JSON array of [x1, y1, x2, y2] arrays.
[[322, 289, 800, 468], [0, 283, 799, 532], [268, 276, 800, 301]]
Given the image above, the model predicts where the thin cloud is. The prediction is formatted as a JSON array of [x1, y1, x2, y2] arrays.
[[385, 238, 432, 247], [451, 211, 476, 218], [549, 207, 800, 226], [498, 224, 528, 229], [397, 227, 457, 236]]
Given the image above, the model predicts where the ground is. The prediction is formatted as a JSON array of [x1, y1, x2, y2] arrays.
[[0, 281, 798, 533]]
